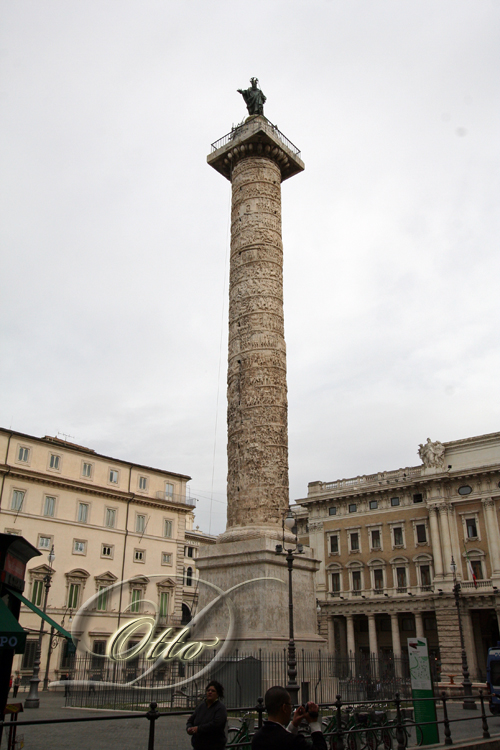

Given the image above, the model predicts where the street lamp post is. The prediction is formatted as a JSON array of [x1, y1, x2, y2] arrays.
[[450, 556, 476, 710], [25, 545, 55, 708], [275, 509, 304, 706]]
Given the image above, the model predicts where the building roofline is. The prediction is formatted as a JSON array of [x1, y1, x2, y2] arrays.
[[0, 428, 191, 481]]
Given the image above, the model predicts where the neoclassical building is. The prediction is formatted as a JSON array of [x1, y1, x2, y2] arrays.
[[294, 432, 500, 680], [0, 428, 215, 682]]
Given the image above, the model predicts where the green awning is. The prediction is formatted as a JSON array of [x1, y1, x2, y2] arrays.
[[7, 587, 72, 640], [0, 598, 27, 654]]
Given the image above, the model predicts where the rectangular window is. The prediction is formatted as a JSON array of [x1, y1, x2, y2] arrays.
[[393, 527, 403, 546], [391, 497, 400, 507], [471, 560, 483, 580], [82, 462, 92, 478], [43, 496, 55, 517], [32, 579, 44, 606], [185, 546, 194, 558], [352, 571, 361, 591], [371, 529, 381, 549], [136, 515, 146, 534], [49, 454, 60, 470], [466, 518, 478, 539], [159, 591, 169, 618], [101, 544, 113, 559], [330, 535, 339, 554], [22, 641, 38, 670], [163, 519, 173, 538], [68, 583, 80, 609], [11, 490, 25, 512], [105, 508, 116, 528], [139, 476, 147, 491], [420, 565, 431, 588], [78, 502, 89, 523], [162, 552, 172, 566], [348, 504, 357, 513], [332, 572, 341, 593], [396, 567, 407, 589], [134, 549, 145, 563], [18, 446, 29, 462], [131, 589, 141, 613], [374, 569, 384, 590], [38, 535, 51, 549], [416, 524, 427, 543], [329, 507, 337, 516], [413, 493, 423, 504], [97, 586, 107, 611], [402, 617, 414, 632], [369, 500, 378, 510], [109, 469, 119, 484], [350, 532, 359, 551], [73, 540, 86, 554], [165, 483, 174, 498]]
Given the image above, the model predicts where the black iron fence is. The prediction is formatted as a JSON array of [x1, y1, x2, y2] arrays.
[[61, 651, 412, 711], [1, 691, 496, 750]]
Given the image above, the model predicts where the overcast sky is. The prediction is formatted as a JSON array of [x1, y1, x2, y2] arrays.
[[1, 1, 499, 536]]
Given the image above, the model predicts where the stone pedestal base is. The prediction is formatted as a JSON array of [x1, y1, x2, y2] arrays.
[[193, 536, 326, 652]]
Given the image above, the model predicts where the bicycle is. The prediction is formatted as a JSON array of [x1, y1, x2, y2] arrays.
[[227, 712, 253, 748]]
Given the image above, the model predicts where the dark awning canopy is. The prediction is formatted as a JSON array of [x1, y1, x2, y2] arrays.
[[0, 598, 27, 654], [7, 587, 72, 641]]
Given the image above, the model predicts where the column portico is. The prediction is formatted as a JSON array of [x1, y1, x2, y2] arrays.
[[428, 505, 444, 579], [391, 613, 402, 677], [483, 499, 500, 579], [414, 612, 425, 639], [438, 503, 453, 578], [327, 616, 335, 654], [346, 614, 356, 656]]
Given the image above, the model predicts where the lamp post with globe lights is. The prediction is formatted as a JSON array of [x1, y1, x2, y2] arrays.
[[450, 555, 476, 710], [275, 508, 305, 705], [25, 545, 55, 708]]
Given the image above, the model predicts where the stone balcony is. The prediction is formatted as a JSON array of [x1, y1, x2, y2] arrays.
[[309, 466, 423, 497]]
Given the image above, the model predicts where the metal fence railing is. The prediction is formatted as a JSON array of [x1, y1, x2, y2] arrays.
[[1, 691, 496, 750], [60, 651, 413, 711]]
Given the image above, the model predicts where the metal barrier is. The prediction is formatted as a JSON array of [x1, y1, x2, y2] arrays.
[[1, 690, 496, 749]]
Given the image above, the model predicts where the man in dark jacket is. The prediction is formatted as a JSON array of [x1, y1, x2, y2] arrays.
[[252, 686, 327, 749], [186, 680, 227, 749]]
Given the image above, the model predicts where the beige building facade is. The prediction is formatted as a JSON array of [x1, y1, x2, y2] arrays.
[[294, 432, 500, 680], [0, 428, 214, 682]]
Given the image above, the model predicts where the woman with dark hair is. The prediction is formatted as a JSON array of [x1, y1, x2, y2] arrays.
[[186, 680, 227, 749]]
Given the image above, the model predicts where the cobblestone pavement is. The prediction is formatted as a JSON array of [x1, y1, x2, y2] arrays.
[[2, 690, 500, 749]]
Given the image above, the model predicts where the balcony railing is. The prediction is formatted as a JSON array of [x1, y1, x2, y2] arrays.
[[211, 116, 301, 157], [461, 579, 492, 590], [321, 465, 423, 494], [155, 491, 196, 506]]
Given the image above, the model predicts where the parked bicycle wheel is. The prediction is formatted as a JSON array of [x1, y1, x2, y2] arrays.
[[415, 725, 424, 746]]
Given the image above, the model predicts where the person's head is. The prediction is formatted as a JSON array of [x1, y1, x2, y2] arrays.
[[205, 680, 223, 704], [264, 686, 292, 725], [250, 77, 258, 89]]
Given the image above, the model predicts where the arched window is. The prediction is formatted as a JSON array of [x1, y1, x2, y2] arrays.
[[181, 603, 192, 625], [186, 567, 193, 587]]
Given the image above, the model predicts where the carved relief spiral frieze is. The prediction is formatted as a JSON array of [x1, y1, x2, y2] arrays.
[[227, 156, 289, 529]]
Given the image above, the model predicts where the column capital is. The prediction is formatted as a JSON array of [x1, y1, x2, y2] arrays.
[[482, 498, 496, 510]]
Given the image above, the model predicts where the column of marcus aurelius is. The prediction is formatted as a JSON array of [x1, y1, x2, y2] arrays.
[[195, 102, 324, 651]]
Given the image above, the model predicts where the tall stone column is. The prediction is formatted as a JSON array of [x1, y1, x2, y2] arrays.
[[196, 113, 325, 652], [207, 116, 305, 541], [346, 614, 356, 656], [438, 504, 453, 577], [483, 499, 500, 579], [368, 614, 379, 678], [428, 505, 444, 579], [327, 616, 335, 654], [391, 613, 402, 677], [414, 612, 425, 639]]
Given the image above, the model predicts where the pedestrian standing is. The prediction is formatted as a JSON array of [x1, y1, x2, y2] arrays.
[[12, 672, 21, 698], [186, 680, 227, 749], [252, 686, 326, 749]]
